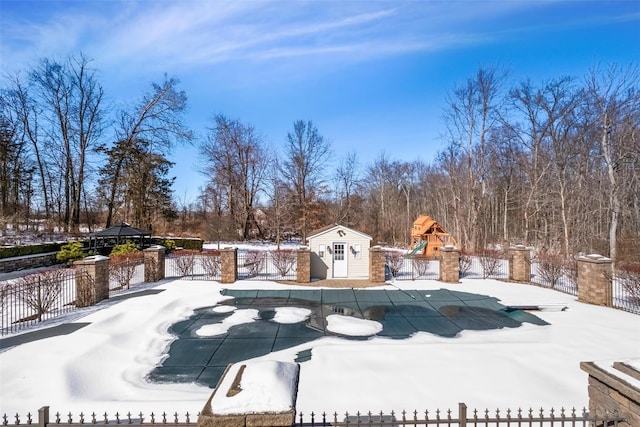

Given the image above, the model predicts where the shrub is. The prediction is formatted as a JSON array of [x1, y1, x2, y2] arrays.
[[56, 241, 85, 264], [271, 249, 296, 276], [385, 251, 405, 278], [201, 252, 221, 277], [109, 253, 143, 290], [162, 238, 176, 252], [16, 269, 69, 321], [478, 249, 502, 279], [0, 242, 65, 259], [174, 250, 198, 276], [411, 256, 431, 277], [109, 241, 140, 256], [617, 262, 640, 304], [244, 250, 266, 277], [536, 252, 565, 288], [458, 251, 472, 277]]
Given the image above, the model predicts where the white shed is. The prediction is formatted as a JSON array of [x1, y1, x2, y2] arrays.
[[307, 224, 372, 279]]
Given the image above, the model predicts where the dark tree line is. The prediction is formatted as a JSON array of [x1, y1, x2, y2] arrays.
[[1, 54, 638, 261]]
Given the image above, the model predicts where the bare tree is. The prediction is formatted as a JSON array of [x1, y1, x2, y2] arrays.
[[200, 115, 269, 240], [334, 151, 361, 227], [281, 120, 331, 241], [442, 67, 506, 250], [99, 75, 192, 229], [29, 54, 104, 232], [583, 63, 640, 260]]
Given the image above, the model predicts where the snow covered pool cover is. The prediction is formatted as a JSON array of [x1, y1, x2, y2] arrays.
[[148, 288, 548, 388]]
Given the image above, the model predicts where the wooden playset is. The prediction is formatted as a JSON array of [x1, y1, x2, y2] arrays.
[[409, 215, 457, 258]]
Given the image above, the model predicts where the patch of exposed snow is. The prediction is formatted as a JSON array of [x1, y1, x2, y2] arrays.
[[326, 315, 383, 336], [196, 309, 259, 336], [272, 307, 311, 324]]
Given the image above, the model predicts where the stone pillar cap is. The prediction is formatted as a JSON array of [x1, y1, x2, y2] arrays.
[[582, 253, 611, 261], [82, 255, 110, 262]]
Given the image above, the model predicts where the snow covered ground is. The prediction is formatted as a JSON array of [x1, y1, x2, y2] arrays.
[[0, 277, 638, 417]]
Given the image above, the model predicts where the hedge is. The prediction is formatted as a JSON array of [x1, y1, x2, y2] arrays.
[[0, 242, 65, 259], [151, 237, 203, 251]]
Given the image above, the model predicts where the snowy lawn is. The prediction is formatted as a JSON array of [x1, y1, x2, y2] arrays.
[[0, 278, 638, 416]]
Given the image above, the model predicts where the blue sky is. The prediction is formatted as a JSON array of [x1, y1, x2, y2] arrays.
[[1, 0, 639, 204]]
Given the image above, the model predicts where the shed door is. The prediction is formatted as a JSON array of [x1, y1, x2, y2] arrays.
[[332, 242, 347, 278]]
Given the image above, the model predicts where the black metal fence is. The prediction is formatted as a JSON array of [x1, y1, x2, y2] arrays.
[[612, 267, 640, 315], [293, 404, 625, 426], [0, 268, 77, 336], [165, 251, 222, 281], [2, 404, 625, 427], [237, 250, 297, 281], [385, 252, 439, 281], [457, 251, 509, 280], [109, 254, 145, 294]]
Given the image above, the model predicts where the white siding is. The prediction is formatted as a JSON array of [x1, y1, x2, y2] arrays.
[[308, 225, 371, 279]]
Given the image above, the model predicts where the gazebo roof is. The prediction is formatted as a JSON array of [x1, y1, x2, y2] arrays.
[[92, 222, 150, 237]]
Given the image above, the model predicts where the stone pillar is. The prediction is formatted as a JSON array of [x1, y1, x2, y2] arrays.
[[439, 245, 460, 283], [220, 248, 238, 284], [296, 248, 311, 283], [74, 255, 110, 307], [369, 246, 386, 283], [509, 245, 531, 283], [143, 245, 165, 282], [577, 254, 613, 307], [581, 360, 640, 427]]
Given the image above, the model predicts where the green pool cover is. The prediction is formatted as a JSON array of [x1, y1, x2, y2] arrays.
[[148, 288, 548, 388]]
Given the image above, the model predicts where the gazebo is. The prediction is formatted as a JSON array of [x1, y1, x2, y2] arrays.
[[90, 222, 151, 253]]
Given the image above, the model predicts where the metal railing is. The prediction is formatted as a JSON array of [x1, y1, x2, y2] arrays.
[[165, 251, 222, 281], [108, 254, 145, 293], [293, 404, 625, 426], [2, 404, 625, 427], [237, 250, 297, 281], [385, 252, 439, 281], [529, 256, 578, 296], [611, 267, 640, 315], [0, 268, 77, 336], [458, 252, 509, 280]]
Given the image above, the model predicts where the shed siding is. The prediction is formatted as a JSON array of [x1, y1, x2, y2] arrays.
[[308, 226, 371, 279]]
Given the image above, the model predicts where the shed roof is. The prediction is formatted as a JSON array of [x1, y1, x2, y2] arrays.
[[91, 222, 150, 237], [307, 224, 372, 241]]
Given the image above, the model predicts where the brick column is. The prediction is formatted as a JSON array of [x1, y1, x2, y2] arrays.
[[369, 246, 386, 283], [296, 248, 311, 283], [439, 245, 460, 283], [220, 248, 238, 284], [577, 254, 613, 306], [581, 360, 640, 427], [74, 255, 110, 307], [509, 245, 531, 283], [144, 245, 165, 282]]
